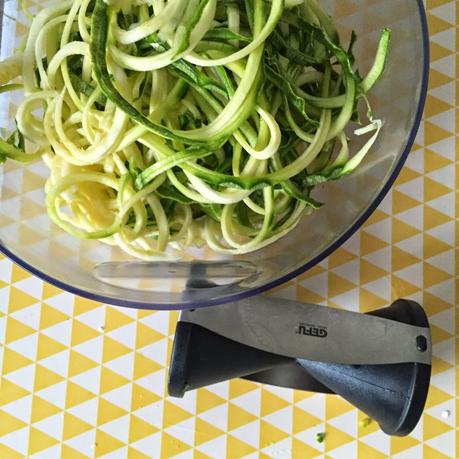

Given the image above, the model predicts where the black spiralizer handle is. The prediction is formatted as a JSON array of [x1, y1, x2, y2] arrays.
[[168, 299, 431, 436]]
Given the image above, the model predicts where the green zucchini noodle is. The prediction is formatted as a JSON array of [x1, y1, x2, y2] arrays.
[[0, 0, 390, 259]]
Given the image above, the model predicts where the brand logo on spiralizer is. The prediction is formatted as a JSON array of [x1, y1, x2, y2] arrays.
[[296, 323, 328, 338]]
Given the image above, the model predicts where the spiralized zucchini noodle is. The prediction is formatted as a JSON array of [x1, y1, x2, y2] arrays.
[[0, 0, 390, 259]]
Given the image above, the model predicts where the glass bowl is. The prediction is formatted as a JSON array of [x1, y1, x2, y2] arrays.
[[0, 0, 429, 310]]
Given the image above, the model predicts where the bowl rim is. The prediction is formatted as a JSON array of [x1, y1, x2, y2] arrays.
[[0, 0, 430, 310]]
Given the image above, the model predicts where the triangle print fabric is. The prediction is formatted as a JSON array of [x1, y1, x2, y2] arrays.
[[0, 0, 458, 458]]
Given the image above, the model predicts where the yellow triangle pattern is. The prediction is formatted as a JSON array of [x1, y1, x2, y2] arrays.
[[41, 283, 63, 300], [292, 439, 321, 459], [0, 444, 24, 459], [229, 379, 258, 399], [131, 383, 161, 411], [105, 307, 135, 332], [5, 317, 35, 343], [328, 248, 357, 268], [28, 428, 59, 456], [65, 382, 96, 409], [8, 287, 38, 313], [68, 350, 99, 377], [36, 333, 67, 360], [31, 396, 61, 423], [0, 411, 27, 436], [61, 445, 89, 459], [95, 430, 126, 457], [163, 400, 193, 429], [63, 413, 93, 440], [135, 322, 165, 349], [228, 403, 257, 431], [100, 367, 130, 394], [73, 297, 102, 316], [39, 303, 69, 329], [195, 418, 225, 446], [129, 415, 159, 443], [293, 407, 321, 434], [196, 389, 226, 413], [0, 2, 457, 458], [424, 444, 451, 459], [425, 386, 453, 410], [324, 424, 355, 453], [128, 447, 153, 459], [359, 259, 388, 285], [133, 353, 163, 380], [102, 336, 132, 363], [2, 347, 33, 374], [0, 379, 29, 405], [391, 436, 420, 456], [161, 432, 191, 459], [423, 414, 453, 441], [71, 320, 100, 347], [259, 420, 289, 449], [227, 434, 256, 458], [357, 443, 386, 459], [360, 231, 389, 255], [326, 396, 354, 420], [97, 398, 128, 426], [34, 365, 65, 392], [261, 390, 290, 417], [296, 284, 326, 304]]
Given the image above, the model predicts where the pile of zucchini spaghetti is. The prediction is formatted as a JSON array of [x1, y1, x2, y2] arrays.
[[0, 0, 390, 259]]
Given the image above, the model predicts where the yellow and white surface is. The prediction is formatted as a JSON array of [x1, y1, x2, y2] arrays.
[[0, 1, 457, 458]]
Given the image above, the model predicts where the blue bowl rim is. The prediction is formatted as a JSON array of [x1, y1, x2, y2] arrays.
[[0, 0, 430, 310]]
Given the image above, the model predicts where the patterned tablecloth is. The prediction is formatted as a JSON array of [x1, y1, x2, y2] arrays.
[[0, 2, 457, 459]]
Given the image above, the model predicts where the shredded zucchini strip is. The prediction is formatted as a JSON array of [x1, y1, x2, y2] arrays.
[[0, 0, 390, 257]]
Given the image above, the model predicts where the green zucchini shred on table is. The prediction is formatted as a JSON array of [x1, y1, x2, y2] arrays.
[[316, 432, 325, 444], [0, 0, 390, 259]]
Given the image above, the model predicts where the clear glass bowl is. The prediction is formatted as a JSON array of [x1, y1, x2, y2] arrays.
[[0, 0, 429, 309]]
